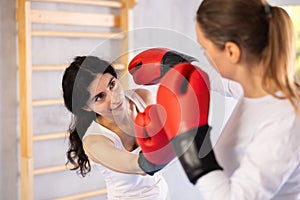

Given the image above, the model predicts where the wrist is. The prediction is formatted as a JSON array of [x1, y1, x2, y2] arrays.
[[171, 125, 223, 184], [138, 151, 167, 175]]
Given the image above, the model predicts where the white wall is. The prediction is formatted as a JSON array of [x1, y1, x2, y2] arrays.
[[269, 0, 300, 5], [0, 0, 18, 199]]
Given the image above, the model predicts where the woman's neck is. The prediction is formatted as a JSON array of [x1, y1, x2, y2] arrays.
[[233, 63, 270, 98], [96, 100, 139, 152], [241, 78, 268, 98]]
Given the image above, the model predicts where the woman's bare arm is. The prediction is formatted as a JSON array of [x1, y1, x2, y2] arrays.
[[83, 135, 145, 174]]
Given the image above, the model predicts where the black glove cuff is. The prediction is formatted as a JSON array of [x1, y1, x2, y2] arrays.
[[171, 125, 223, 184], [161, 50, 198, 75], [138, 151, 167, 176]]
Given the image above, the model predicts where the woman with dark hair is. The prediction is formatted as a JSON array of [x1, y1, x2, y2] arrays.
[[62, 56, 169, 200]]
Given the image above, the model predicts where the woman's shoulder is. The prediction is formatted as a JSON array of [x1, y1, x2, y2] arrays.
[[84, 134, 114, 146], [132, 88, 154, 105], [84, 121, 122, 146], [255, 98, 300, 135]]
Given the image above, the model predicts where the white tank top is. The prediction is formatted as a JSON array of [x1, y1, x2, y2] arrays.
[[85, 90, 169, 200]]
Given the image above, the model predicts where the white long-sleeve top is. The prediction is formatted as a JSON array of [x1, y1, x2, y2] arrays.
[[196, 80, 300, 200]]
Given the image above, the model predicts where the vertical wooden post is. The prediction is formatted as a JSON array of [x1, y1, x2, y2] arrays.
[[17, 0, 34, 199], [120, 0, 131, 89]]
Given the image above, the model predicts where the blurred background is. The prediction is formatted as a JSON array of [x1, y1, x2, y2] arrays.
[[0, 0, 299, 199]]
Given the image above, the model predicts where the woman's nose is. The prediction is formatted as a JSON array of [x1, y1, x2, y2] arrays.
[[106, 92, 113, 103]]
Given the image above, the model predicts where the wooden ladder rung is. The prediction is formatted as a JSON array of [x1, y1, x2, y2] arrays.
[[34, 162, 96, 175], [113, 63, 125, 70], [32, 99, 64, 106], [30, 9, 120, 27], [31, 0, 122, 8], [33, 132, 68, 141], [31, 30, 124, 39], [34, 164, 68, 175], [32, 63, 125, 71], [32, 64, 67, 71], [54, 188, 107, 200]]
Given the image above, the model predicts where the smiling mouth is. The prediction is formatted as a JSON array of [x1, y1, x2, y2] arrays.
[[111, 102, 123, 110]]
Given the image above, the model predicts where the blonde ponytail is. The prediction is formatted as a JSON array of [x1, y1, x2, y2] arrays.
[[262, 6, 300, 114]]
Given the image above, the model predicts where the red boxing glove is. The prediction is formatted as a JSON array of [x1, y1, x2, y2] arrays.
[[157, 62, 222, 184], [157, 62, 210, 139], [128, 48, 198, 85], [135, 105, 175, 174]]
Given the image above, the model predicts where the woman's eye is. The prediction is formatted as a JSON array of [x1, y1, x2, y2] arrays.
[[109, 80, 116, 90], [95, 93, 105, 102]]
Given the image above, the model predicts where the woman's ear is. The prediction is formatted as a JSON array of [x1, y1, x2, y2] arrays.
[[224, 41, 241, 64]]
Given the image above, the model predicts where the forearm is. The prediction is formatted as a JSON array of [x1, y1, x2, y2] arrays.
[[88, 147, 145, 174], [172, 126, 222, 184], [83, 136, 145, 174]]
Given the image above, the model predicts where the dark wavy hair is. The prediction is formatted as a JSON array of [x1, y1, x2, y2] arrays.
[[62, 56, 117, 176]]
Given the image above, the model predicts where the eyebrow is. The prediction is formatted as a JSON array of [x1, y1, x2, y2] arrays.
[[91, 77, 114, 101]]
